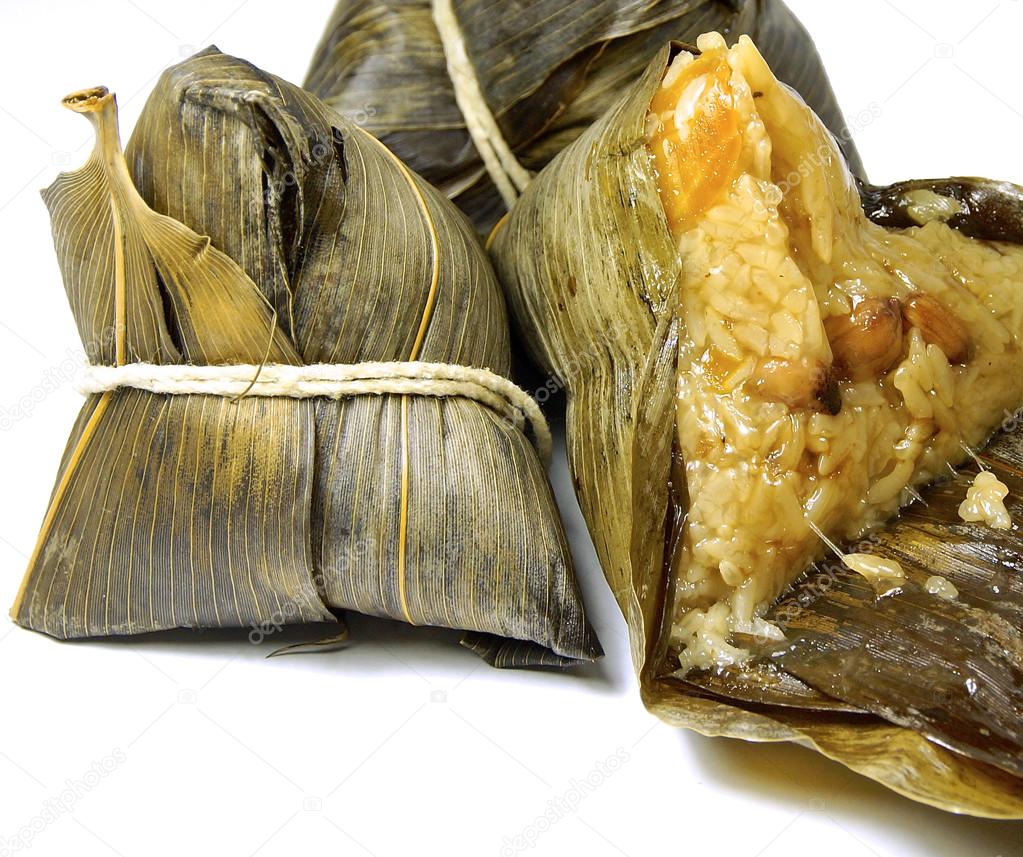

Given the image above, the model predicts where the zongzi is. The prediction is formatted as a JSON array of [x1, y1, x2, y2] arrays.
[[304, 0, 863, 232], [492, 33, 1023, 811], [650, 33, 1023, 673], [12, 48, 601, 670]]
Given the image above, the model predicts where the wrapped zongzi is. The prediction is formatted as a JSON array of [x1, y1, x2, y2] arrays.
[[492, 34, 1023, 810], [12, 48, 601, 669], [304, 0, 863, 232]]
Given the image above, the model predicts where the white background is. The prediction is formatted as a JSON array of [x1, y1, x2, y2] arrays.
[[0, 1, 1021, 855]]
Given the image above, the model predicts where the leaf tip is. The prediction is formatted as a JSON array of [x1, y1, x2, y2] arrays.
[[61, 86, 114, 114]]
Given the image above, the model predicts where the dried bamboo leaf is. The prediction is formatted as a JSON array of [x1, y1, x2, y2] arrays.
[[769, 565, 1023, 778], [14, 391, 331, 637], [127, 49, 507, 369], [41, 89, 177, 366], [491, 39, 1023, 808], [305, 0, 862, 231], [14, 87, 327, 636], [496, 49, 678, 675], [681, 662, 866, 713], [861, 177, 1023, 244], [759, 452, 1023, 778], [41, 87, 298, 366]]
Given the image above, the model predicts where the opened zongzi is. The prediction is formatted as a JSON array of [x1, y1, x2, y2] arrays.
[[304, 0, 863, 232], [492, 34, 1023, 810], [12, 48, 601, 669]]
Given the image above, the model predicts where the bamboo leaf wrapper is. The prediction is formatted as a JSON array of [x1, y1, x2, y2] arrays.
[[13, 49, 601, 669]]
